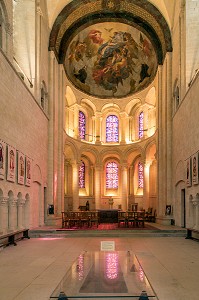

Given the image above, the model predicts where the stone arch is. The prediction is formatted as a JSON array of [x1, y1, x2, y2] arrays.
[[33, 164, 42, 185]]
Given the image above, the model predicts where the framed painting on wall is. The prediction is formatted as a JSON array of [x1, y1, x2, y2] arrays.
[[17, 151, 25, 185], [192, 153, 198, 185], [25, 156, 31, 186], [0, 140, 6, 180], [186, 158, 192, 187], [7, 145, 16, 182]]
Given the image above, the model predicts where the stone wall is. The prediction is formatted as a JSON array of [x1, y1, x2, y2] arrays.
[[0, 50, 48, 231]]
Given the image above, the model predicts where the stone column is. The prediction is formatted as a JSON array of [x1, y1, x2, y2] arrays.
[[143, 160, 150, 210], [73, 104, 80, 139], [57, 66, 65, 215], [89, 165, 94, 196], [166, 52, 172, 207], [120, 112, 128, 144], [92, 116, 95, 142], [192, 193, 199, 230], [23, 198, 30, 229], [121, 163, 128, 211], [0, 197, 8, 234], [72, 160, 79, 210], [94, 164, 102, 209], [8, 199, 18, 231], [17, 199, 25, 229], [157, 65, 164, 217], [47, 51, 55, 216], [95, 112, 102, 144]]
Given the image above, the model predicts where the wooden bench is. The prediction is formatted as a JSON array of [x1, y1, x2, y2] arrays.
[[186, 228, 199, 241], [0, 229, 30, 247]]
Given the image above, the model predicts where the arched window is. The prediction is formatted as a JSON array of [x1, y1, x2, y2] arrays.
[[79, 111, 86, 140], [139, 111, 144, 139], [79, 161, 85, 188], [106, 161, 118, 189], [138, 162, 144, 188], [106, 115, 119, 142]]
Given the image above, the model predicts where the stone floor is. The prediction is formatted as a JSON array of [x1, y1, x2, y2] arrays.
[[0, 225, 199, 300]]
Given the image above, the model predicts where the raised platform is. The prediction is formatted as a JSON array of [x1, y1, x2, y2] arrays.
[[29, 223, 186, 238]]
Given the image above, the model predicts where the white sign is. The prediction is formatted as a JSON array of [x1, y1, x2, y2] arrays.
[[101, 241, 115, 251]]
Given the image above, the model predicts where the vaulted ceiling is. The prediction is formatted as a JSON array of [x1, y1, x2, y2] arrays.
[[48, 0, 172, 98]]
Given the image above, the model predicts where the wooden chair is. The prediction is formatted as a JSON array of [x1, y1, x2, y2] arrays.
[[62, 212, 71, 228], [79, 211, 90, 227], [89, 211, 99, 228], [126, 211, 136, 227], [145, 207, 153, 222], [132, 203, 138, 211], [118, 211, 127, 227], [69, 212, 81, 227], [137, 211, 145, 227], [148, 209, 156, 223]]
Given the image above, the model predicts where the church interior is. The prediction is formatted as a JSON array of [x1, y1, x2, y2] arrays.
[[0, 0, 199, 299]]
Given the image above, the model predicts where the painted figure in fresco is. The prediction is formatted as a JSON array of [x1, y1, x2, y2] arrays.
[[68, 41, 87, 63], [10, 150, 15, 172], [0, 144, 3, 169], [193, 156, 197, 178], [20, 156, 25, 177], [27, 160, 31, 179], [67, 25, 157, 97], [74, 66, 87, 84]]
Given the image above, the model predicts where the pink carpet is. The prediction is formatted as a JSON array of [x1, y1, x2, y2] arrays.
[[57, 223, 159, 231]]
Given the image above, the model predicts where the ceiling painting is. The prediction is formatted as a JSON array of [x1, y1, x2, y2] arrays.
[[65, 22, 158, 98]]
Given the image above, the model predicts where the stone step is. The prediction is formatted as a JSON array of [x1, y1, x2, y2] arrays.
[[29, 229, 186, 238]]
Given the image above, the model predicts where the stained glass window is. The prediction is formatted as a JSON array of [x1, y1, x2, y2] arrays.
[[106, 161, 118, 189], [138, 162, 144, 188], [106, 115, 119, 142], [79, 160, 85, 188], [139, 111, 144, 139], [79, 111, 86, 140]]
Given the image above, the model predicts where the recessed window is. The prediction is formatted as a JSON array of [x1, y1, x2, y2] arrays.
[[79, 160, 85, 188], [139, 111, 144, 139], [79, 111, 86, 140], [106, 115, 119, 142], [138, 162, 144, 188], [106, 161, 118, 189]]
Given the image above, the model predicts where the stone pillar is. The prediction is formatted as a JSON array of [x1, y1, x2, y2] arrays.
[[166, 52, 172, 206], [94, 165, 102, 209], [23, 198, 30, 229], [120, 112, 128, 144], [0, 197, 8, 234], [47, 51, 55, 214], [121, 163, 128, 211], [57, 66, 65, 215], [8, 199, 18, 231], [72, 161, 79, 210], [157, 65, 164, 217], [95, 112, 102, 144], [192, 193, 199, 230], [89, 165, 94, 196], [73, 104, 80, 139], [92, 116, 95, 142], [143, 160, 150, 210], [17, 199, 25, 229]]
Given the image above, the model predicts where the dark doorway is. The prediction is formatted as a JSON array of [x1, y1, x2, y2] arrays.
[[181, 189, 186, 228]]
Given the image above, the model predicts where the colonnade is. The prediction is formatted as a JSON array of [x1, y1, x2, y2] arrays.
[[0, 196, 29, 234]]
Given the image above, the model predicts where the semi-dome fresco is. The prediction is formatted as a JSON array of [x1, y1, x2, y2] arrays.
[[65, 22, 158, 98]]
